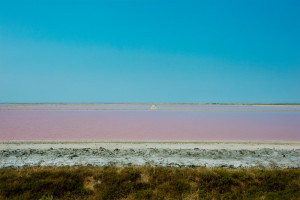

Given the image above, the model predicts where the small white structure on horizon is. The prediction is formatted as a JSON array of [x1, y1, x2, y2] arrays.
[[150, 105, 157, 110]]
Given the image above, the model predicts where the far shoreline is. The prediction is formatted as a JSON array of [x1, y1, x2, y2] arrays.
[[1, 102, 300, 105], [1, 140, 300, 144]]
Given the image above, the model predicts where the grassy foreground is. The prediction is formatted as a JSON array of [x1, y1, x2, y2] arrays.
[[0, 166, 299, 200]]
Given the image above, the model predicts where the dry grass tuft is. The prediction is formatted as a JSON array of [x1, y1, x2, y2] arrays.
[[84, 176, 97, 191]]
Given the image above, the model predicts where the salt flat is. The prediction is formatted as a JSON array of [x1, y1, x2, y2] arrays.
[[1, 141, 299, 169]]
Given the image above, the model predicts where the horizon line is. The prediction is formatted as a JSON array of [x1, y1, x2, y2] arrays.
[[1, 103, 300, 105]]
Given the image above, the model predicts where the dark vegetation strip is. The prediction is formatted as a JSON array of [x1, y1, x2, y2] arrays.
[[0, 166, 299, 200]]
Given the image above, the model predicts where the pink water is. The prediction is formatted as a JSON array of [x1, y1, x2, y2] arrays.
[[0, 105, 299, 141]]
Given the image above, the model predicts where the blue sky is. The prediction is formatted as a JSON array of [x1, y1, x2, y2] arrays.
[[0, 0, 299, 103]]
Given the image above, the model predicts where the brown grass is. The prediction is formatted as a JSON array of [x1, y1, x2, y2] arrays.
[[0, 166, 299, 200]]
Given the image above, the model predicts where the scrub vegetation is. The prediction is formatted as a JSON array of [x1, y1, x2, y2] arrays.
[[0, 166, 299, 200]]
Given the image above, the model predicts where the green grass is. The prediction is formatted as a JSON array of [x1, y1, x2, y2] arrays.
[[0, 166, 299, 200]]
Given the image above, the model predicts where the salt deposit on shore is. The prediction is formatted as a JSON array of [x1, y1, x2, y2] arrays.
[[1, 141, 299, 169]]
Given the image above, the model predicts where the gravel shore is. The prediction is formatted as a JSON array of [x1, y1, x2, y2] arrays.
[[1, 141, 299, 169]]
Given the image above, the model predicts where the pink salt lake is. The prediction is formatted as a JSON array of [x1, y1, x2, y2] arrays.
[[0, 104, 299, 141]]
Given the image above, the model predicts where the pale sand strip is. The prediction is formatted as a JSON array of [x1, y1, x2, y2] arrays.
[[1, 141, 300, 150]]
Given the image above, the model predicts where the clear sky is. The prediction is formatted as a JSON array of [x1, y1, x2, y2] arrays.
[[0, 0, 299, 103]]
